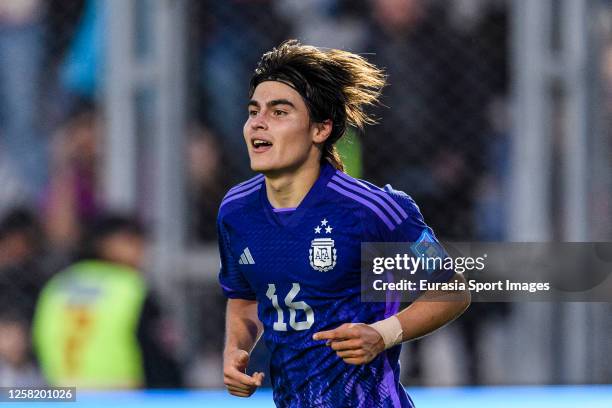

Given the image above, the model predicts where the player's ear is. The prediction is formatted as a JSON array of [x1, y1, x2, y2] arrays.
[[312, 119, 332, 144]]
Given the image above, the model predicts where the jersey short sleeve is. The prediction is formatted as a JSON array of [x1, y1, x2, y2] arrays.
[[383, 187, 455, 285], [217, 219, 256, 300]]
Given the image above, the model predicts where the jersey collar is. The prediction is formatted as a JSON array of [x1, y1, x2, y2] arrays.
[[260, 162, 336, 228]]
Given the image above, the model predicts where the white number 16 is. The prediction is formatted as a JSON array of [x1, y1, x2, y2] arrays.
[[266, 283, 314, 331]]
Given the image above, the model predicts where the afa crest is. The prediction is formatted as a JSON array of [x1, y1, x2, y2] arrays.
[[309, 238, 337, 272]]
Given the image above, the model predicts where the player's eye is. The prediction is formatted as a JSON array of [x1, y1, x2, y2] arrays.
[[273, 110, 287, 116], [248, 110, 258, 117]]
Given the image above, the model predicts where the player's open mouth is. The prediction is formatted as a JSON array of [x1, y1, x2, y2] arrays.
[[252, 138, 273, 153]]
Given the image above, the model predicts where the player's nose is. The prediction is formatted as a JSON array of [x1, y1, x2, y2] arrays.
[[250, 113, 268, 131]]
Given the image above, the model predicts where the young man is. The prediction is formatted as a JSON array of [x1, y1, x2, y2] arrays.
[[218, 40, 470, 407]]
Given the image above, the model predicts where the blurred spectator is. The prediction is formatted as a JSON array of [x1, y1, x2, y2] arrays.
[[44, 0, 86, 64], [0, 207, 48, 322], [186, 123, 227, 242], [58, 0, 104, 101], [42, 102, 101, 251], [0, 207, 47, 387], [0, 314, 44, 387], [0, 0, 47, 197], [0, 155, 29, 216], [33, 213, 183, 388], [335, 128, 364, 178], [42, 0, 87, 128], [192, 0, 290, 182], [275, 0, 368, 50], [362, 0, 487, 238]]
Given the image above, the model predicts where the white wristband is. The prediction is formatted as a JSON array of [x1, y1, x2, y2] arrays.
[[369, 315, 403, 349]]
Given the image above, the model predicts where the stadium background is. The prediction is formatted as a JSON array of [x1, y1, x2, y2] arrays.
[[0, 0, 611, 406]]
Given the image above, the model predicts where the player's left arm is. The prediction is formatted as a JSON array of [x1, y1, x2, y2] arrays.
[[314, 192, 471, 364], [313, 273, 470, 365], [393, 271, 471, 341]]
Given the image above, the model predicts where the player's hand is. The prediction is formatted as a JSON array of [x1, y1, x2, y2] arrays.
[[223, 349, 264, 397], [313, 323, 385, 365]]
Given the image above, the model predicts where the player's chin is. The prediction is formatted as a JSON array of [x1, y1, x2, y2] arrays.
[[249, 157, 279, 173]]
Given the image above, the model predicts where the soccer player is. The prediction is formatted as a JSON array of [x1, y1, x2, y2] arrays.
[[218, 40, 470, 407]]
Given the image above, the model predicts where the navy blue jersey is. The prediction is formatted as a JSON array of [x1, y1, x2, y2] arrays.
[[218, 162, 453, 408]]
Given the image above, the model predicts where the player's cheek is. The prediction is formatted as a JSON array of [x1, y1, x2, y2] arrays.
[[242, 125, 250, 147]]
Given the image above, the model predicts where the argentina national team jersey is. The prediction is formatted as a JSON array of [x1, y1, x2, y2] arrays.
[[217, 162, 454, 408]]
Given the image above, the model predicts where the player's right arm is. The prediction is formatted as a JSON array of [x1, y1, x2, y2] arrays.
[[223, 298, 264, 397], [217, 214, 264, 397]]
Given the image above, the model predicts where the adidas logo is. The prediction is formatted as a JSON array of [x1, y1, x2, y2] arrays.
[[238, 247, 255, 265]]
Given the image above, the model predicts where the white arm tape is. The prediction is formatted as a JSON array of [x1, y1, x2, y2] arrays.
[[369, 315, 403, 349]]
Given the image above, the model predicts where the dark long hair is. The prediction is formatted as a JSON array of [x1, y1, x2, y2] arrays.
[[249, 40, 386, 171]]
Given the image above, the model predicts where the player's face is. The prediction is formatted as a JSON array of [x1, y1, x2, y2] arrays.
[[245, 81, 328, 174]]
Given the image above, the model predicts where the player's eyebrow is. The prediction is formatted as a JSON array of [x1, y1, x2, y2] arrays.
[[267, 99, 295, 109], [247, 99, 296, 109]]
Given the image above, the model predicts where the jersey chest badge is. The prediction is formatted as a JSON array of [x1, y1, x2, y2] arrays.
[[309, 218, 337, 272]]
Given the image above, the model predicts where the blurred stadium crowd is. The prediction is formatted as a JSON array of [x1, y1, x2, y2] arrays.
[[0, 0, 610, 390]]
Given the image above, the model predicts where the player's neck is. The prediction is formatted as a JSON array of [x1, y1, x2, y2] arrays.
[[264, 160, 321, 209]]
